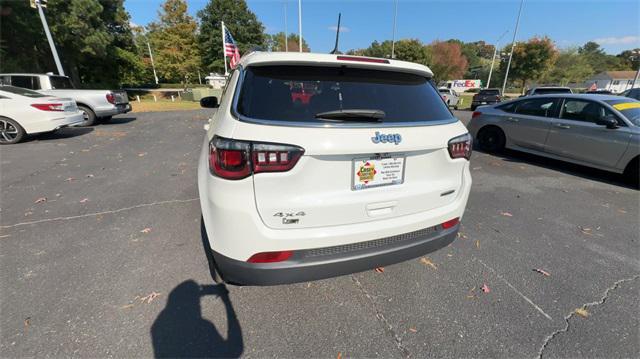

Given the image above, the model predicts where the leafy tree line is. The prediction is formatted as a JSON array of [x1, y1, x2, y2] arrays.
[[1, 0, 637, 90]]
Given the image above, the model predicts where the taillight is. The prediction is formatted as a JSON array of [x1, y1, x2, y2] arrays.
[[448, 133, 472, 160], [209, 136, 304, 180], [471, 111, 482, 119], [31, 103, 64, 111], [247, 250, 293, 263], [106, 93, 116, 104], [441, 217, 460, 229]]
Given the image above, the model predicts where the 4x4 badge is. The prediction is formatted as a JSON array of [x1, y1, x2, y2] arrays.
[[371, 131, 402, 145]]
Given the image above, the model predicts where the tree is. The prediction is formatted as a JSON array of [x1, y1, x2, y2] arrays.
[[198, 0, 266, 73], [266, 32, 309, 52], [501, 37, 557, 92], [542, 48, 593, 86], [616, 48, 640, 70], [147, 0, 200, 83], [428, 41, 468, 83], [579, 41, 625, 73], [348, 39, 430, 65]]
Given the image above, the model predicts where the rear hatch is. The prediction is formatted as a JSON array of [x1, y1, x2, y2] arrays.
[[112, 90, 129, 104], [474, 89, 500, 102], [234, 64, 469, 229]]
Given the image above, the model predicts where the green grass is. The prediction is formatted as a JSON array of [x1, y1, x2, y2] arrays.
[[131, 100, 202, 113]]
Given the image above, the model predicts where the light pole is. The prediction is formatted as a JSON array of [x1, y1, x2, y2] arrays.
[[486, 30, 509, 88], [631, 50, 640, 89], [391, 0, 398, 59], [34, 0, 65, 76], [502, 0, 524, 95], [298, 0, 303, 52], [284, 1, 288, 52]]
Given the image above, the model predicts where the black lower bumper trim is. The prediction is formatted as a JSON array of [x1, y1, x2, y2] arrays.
[[212, 224, 458, 286]]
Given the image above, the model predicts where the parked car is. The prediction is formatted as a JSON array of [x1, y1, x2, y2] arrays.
[[438, 88, 460, 109], [522, 86, 573, 96], [0, 73, 130, 126], [0, 85, 83, 144], [621, 87, 640, 100], [467, 94, 639, 184], [470, 88, 502, 111], [586, 90, 613, 95], [197, 52, 472, 285]]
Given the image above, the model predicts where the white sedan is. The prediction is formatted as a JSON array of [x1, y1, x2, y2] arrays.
[[0, 85, 84, 144]]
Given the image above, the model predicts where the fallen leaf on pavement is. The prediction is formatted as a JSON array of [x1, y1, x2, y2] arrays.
[[24, 317, 30, 328], [337, 352, 342, 359], [475, 240, 480, 249], [578, 226, 593, 235], [617, 209, 627, 214], [574, 308, 589, 318], [86, 174, 94, 178], [420, 257, 437, 270], [120, 304, 135, 309], [65, 177, 75, 182], [79, 198, 89, 203], [481, 284, 490, 293], [408, 328, 417, 333], [140, 228, 152, 234], [139, 291, 161, 304], [34, 197, 47, 204], [500, 211, 513, 217], [374, 267, 384, 273], [533, 268, 551, 277], [138, 152, 147, 157]]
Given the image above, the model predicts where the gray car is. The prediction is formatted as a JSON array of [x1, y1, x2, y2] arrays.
[[467, 94, 640, 184]]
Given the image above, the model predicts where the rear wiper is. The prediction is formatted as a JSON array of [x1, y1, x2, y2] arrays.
[[315, 109, 385, 122]]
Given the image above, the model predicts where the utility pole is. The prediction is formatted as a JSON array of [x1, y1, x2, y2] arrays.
[[631, 50, 640, 89], [298, 0, 303, 52], [502, 0, 524, 95], [486, 30, 509, 88], [284, 1, 288, 52], [34, 0, 65, 76], [391, 0, 398, 59]]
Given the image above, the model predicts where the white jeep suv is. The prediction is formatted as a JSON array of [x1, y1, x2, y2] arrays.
[[198, 52, 472, 285]]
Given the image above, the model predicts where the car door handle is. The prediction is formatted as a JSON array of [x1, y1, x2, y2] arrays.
[[506, 117, 519, 122], [554, 123, 571, 129]]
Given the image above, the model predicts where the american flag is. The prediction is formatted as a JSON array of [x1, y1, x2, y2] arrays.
[[223, 25, 241, 69]]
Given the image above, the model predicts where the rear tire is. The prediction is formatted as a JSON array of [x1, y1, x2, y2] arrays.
[[200, 216, 224, 284], [623, 157, 639, 189], [476, 126, 506, 153], [78, 105, 97, 126], [0, 117, 26, 144]]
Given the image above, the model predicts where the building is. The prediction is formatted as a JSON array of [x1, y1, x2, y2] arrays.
[[585, 71, 638, 93]]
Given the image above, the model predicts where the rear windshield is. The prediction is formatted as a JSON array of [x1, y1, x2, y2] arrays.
[[236, 66, 453, 124], [438, 89, 449, 93], [479, 89, 500, 95], [534, 88, 571, 94], [604, 99, 640, 126], [49, 76, 74, 89], [0, 85, 47, 98]]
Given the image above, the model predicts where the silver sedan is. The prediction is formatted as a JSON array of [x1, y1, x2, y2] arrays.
[[467, 94, 640, 185]]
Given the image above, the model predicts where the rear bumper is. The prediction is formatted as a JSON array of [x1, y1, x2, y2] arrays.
[[94, 103, 131, 117], [212, 223, 458, 286]]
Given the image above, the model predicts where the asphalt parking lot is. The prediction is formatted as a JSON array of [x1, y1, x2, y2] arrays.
[[1, 110, 638, 358]]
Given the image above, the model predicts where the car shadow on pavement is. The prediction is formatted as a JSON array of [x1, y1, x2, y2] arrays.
[[102, 116, 137, 125], [26, 127, 94, 142], [478, 148, 637, 190], [151, 280, 243, 358]]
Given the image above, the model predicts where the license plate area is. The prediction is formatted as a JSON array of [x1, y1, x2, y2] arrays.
[[352, 154, 405, 191]]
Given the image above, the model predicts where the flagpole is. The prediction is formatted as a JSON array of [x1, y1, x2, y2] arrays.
[[298, 0, 302, 52], [221, 21, 228, 76]]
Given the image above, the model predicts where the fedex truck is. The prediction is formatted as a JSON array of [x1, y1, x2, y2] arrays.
[[445, 79, 482, 92]]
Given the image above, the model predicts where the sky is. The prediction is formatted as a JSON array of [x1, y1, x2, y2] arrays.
[[125, 0, 640, 55]]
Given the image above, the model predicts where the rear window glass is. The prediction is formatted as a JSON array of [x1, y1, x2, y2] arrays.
[[236, 66, 453, 124], [479, 89, 499, 95], [438, 89, 449, 93], [534, 88, 571, 94], [0, 85, 47, 98], [604, 99, 640, 126], [49, 76, 74, 89], [10, 75, 39, 90]]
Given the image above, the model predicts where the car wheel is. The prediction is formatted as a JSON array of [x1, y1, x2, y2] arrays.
[[0, 117, 26, 145], [623, 157, 639, 189], [477, 126, 506, 152], [200, 216, 224, 284], [77, 105, 97, 126]]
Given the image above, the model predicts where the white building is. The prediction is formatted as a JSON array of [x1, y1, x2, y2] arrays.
[[585, 71, 638, 93], [204, 73, 227, 89]]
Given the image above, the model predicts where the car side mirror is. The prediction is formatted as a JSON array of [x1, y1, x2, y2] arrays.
[[596, 115, 618, 129], [200, 96, 219, 108]]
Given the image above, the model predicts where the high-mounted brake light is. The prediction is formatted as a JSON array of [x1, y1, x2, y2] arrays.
[[448, 133, 472, 160], [106, 93, 116, 104], [247, 250, 293, 263], [337, 55, 390, 64], [31, 103, 64, 111], [209, 136, 304, 180]]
